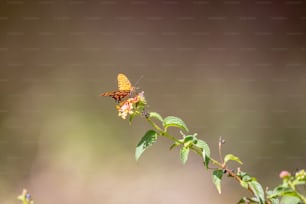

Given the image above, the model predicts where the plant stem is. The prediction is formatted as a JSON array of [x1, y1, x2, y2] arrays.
[[288, 181, 306, 203], [146, 117, 183, 144], [146, 116, 227, 169], [145, 113, 263, 202]]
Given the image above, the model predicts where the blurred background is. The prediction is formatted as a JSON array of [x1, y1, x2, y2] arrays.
[[0, 0, 306, 203]]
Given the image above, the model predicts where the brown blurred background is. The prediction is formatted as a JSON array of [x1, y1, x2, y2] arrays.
[[0, 0, 306, 203]]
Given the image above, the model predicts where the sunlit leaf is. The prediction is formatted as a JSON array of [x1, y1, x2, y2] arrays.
[[163, 116, 189, 132], [224, 154, 243, 165], [212, 169, 223, 194], [240, 181, 249, 189], [280, 196, 301, 204], [237, 197, 259, 204], [249, 180, 265, 204], [238, 171, 252, 182], [149, 112, 164, 122], [135, 130, 158, 161], [195, 139, 210, 168], [180, 147, 190, 164], [268, 198, 280, 204], [268, 186, 292, 198], [183, 135, 194, 143]]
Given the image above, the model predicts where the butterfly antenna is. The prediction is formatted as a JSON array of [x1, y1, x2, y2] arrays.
[[134, 74, 144, 90]]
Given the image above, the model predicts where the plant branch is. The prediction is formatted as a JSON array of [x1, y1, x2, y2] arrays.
[[146, 117, 183, 144], [144, 112, 261, 199]]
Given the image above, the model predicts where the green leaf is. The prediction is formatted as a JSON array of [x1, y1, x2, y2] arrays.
[[135, 130, 158, 161], [249, 180, 265, 204], [180, 147, 190, 164], [224, 154, 243, 165], [239, 172, 255, 191], [163, 116, 189, 132], [149, 112, 164, 122], [240, 181, 249, 189], [183, 135, 194, 143], [17, 195, 24, 202], [280, 196, 301, 204], [238, 171, 252, 182], [268, 198, 279, 204], [237, 197, 249, 204], [266, 189, 278, 199], [238, 172, 265, 204], [237, 197, 259, 204], [268, 186, 293, 198], [195, 139, 210, 157], [212, 170, 223, 194], [195, 139, 210, 168], [292, 180, 305, 186]]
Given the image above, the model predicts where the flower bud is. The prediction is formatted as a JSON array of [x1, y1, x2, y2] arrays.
[[279, 170, 291, 178]]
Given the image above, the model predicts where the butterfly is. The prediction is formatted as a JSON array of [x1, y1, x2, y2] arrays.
[[100, 73, 135, 102]]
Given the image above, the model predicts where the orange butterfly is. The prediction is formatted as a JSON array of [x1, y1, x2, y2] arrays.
[[100, 73, 135, 102]]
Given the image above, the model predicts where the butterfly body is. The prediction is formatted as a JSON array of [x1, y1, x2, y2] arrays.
[[101, 73, 135, 102]]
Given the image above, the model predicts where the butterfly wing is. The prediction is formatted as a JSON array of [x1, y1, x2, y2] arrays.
[[101, 90, 130, 102], [117, 73, 132, 91]]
